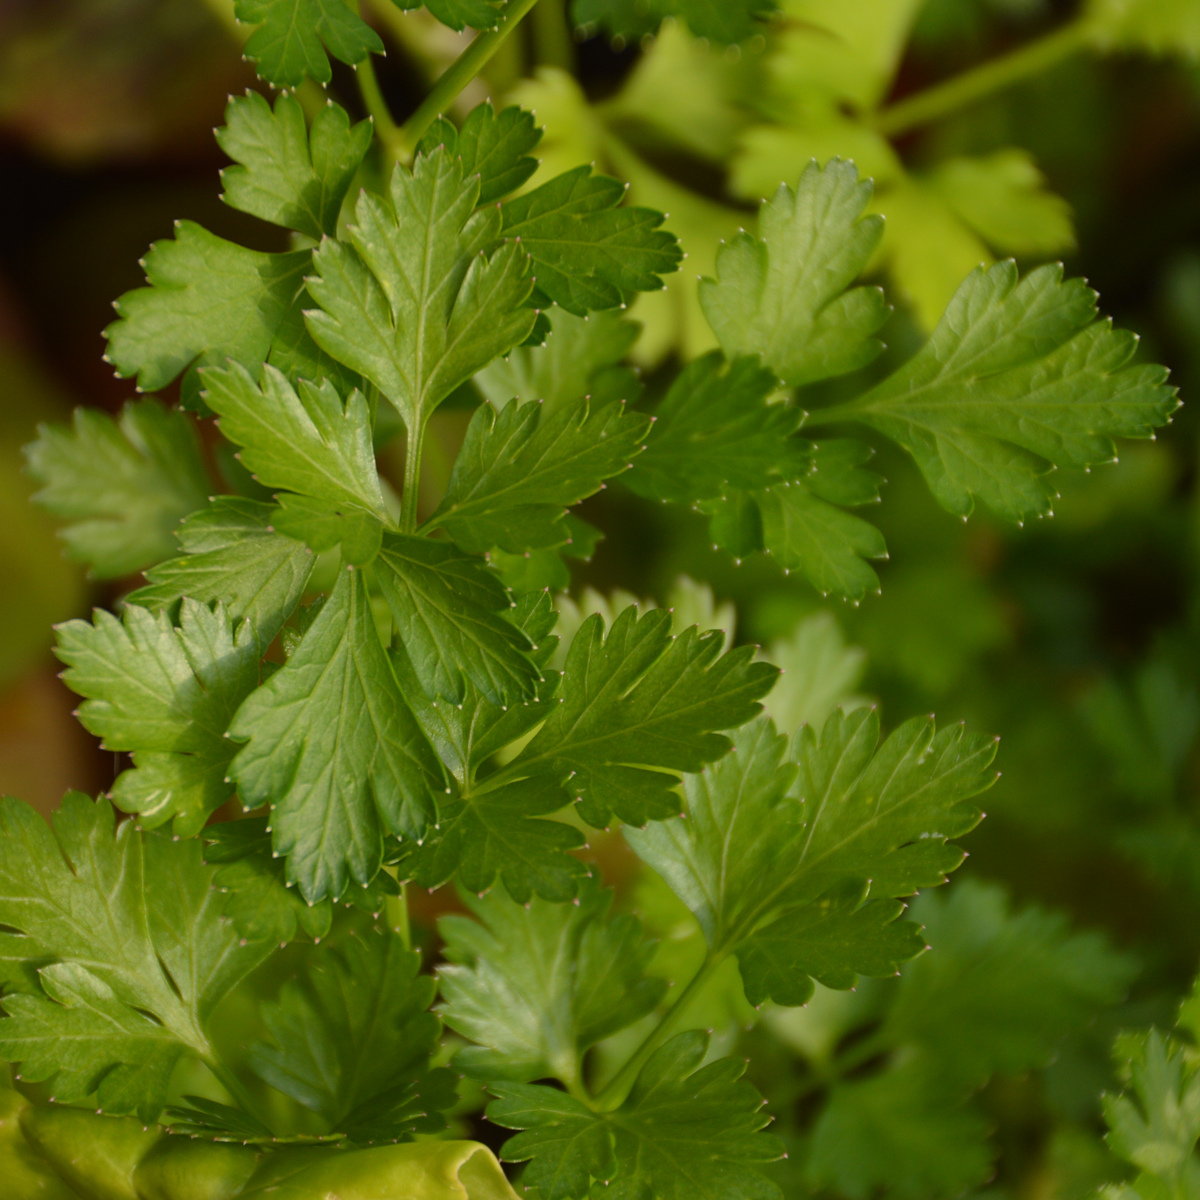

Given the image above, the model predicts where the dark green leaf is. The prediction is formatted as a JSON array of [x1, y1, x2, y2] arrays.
[[234, 0, 384, 87]]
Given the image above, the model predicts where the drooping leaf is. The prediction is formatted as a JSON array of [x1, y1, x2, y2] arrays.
[[248, 929, 454, 1142], [425, 396, 651, 554], [417, 103, 542, 205], [25, 400, 210, 579], [626, 712, 996, 1007], [374, 532, 539, 705], [217, 91, 373, 240], [497, 166, 683, 315], [512, 606, 778, 829], [55, 600, 259, 837], [489, 1031, 783, 1200], [824, 261, 1180, 521], [0, 795, 269, 1121], [305, 147, 537, 435], [699, 161, 888, 387], [104, 223, 310, 410], [127, 498, 314, 651], [233, 0, 384, 87], [438, 879, 666, 1085], [394, 0, 505, 33], [229, 567, 446, 902]]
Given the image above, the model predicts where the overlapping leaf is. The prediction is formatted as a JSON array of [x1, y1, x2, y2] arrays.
[[438, 880, 665, 1085], [25, 400, 210, 579], [819, 261, 1180, 521], [55, 600, 259, 836], [489, 1031, 783, 1200], [248, 930, 454, 1142], [627, 711, 996, 1007], [218, 92, 372, 240], [418, 103, 542, 206], [424, 396, 650, 554], [128, 498, 314, 651], [229, 568, 446, 902], [0, 795, 269, 1121], [699, 161, 888, 387]]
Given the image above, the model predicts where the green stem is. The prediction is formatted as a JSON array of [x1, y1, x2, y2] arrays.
[[593, 953, 723, 1111], [874, 18, 1092, 137], [356, 54, 405, 159], [400, 424, 425, 532], [389, 880, 412, 951], [394, 0, 542, 162], [532, 0, 574, 71]]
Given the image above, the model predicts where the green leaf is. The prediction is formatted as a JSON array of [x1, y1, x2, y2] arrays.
[[0, 794, 269, 1121], [305, 147, 537, 434], [202, 363, 387, 518], [882, 880, 1138, 1087], [513, 606, 778, 829], [807, 1061, 992, 1200], [104, 222, 310, 409], [497, 166, 683, 315], [55, 600, 260, 837], [699, 161, 888, 387], [374, 532, 539, 705], [234, 0, 384, 87], [1087, 0, 1200, 58], [571, 0, 777, 45], [437, 879, 666, 1085], [229, 567, 446, 902], [1103, 1029, 1200, 1196], [829, 261, 1180, 521], [626, 353, 807, 504], [425, 396, 651, 554], [418, 103, 542, 206], [489, 1030, 783, 1200], [475, 305, 641, 413], [273, 493, 385, 565], [760, 612, 867, 736], [248, 929, 454, 1141], [203, 816, 334, 945], [217, 92, 372, 240], [25, 400, 210, 580], [127, 497, 314, 651], [395, 0, 505, 33], [626, 711, 996, 1007]]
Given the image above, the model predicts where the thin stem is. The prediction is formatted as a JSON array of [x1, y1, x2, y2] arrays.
[[400, 425, 425, 532], [532, 0, 574, 71], [394, 0, 542, 162], [356, 55, 405, 159], [389, 881, 412, 951], [874, 18, 1092, 137], [593, 953, 723, 1110]]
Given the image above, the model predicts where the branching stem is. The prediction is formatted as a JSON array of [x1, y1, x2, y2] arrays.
[[874, 18, 1092, 137], [394, 0, 542, 161], [400, 424, 426, 532]]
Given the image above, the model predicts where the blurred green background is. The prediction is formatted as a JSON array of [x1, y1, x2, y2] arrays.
[[5, 0, 1200, 1191]]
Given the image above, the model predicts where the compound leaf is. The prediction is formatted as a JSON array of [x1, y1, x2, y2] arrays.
[[374, 532, 539, 705], [229, 567, 445, 903], [428, 396, 649, 554], [127, 498, 314, 651], [418, 103, 542, 206], [247, 929, 454, 1141], [55, 600, 260, 837], [217, 91, 373, 240], [0, 795, 269, 1121], [835, 261, 1180, 521], [513, 606, 778, 829], [438, 879, 665, 1085], [306, 147, 537, 434], [105, 223, 309, 410], [25, 400, 210, 580], [498, 165, 682, 315], [699, 161, 888, 387], [396, 0, 505, 35], [234, 0, 384, 87], [489, 1030, 783, 1200]]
